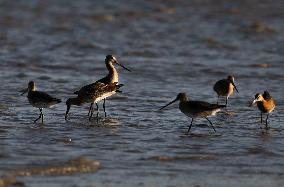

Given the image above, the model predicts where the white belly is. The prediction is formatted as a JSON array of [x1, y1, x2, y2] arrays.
[[94, 91, 116, 103], [181, 108, 221, 118]]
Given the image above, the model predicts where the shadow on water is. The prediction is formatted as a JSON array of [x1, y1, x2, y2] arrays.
[[256, 128, 282, 142], [180, 132, 223, 138], [65, 116, 121, 128]]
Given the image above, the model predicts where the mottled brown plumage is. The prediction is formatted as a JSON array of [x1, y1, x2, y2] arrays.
[[213, 75, 239, 106], [74, 55, 130, 117], [160, 93, 225, 133], [66, 82, 123, 121]]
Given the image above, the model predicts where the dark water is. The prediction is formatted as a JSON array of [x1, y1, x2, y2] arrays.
[[0, 0, 284, 186]]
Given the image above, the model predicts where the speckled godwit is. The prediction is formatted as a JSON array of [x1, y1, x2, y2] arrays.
[[74, 55, 130, 117], [66, 82, 123, 121]]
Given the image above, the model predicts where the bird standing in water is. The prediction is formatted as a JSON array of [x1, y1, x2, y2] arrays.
[[160, 93, 225, 133], [213, 75, 239, 106], [66, 82, 123, 121], [74, 55, 130, 117], [249, 91, 276, 129], [21, 81, 61, 123]]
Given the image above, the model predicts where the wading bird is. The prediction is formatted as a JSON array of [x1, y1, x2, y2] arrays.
[[74, 55, 130, 117], [249, 91, 276, 129], [160, 93, 225, 133], [21, 81, 61, 123], [66, 82, 123, 121], [213, 75, 239, 106]]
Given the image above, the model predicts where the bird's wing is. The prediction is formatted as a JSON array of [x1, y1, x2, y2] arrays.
[[188, 101, 223, 111], [213, 79, 228, 93], [96, 76, 109, 84], [77, 82, 121, 98], [29, 91, 60, 103], [263, 91, 272, 100], [77, 82, 106, 95]]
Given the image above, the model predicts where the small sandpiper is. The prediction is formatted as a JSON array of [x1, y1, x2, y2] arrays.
[[213, 75, 239, 106], [21, 81, 61, 123], [66, 82, 123, 121], [160, 93, 225, 133], [249, 91, 276, 129], [74, 55, 130, 117]]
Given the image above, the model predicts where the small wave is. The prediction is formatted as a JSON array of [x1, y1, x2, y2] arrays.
[[0, 176, 23, 187], [145, 155, 216, 161], [246, 147, 280, 157], [240, 21, 278, 34], [123, 50, 158, 58], [249, 63, 270, 68], [0, 156, 100, 186], [10, 156, 100, 176], [202, 37, 239, 50]]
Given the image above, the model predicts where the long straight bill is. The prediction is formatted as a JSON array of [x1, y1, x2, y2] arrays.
[[159, 99, 178, 110], [249, 99, 257, 107], [117, 62, 131, 72], [232, 82, 239, 93], [20, 88, 28, 95]]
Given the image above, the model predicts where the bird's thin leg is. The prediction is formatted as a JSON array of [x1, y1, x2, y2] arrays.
[[96, 103, 99, 123], [103, 99, 107, 117], [265, 114, 269, 129], [34, 108, 42, 123], [87, 103, 94, 116], [260, 112, 263, 124], [225, 97, 228, 107], [217, 96, 219, 105], [89, 103, 94, 121], [40, 108, 43, 124], [187, 118, 194, 133], [205, 117, 216, 132]]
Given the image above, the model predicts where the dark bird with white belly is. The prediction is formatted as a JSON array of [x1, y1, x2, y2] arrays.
[[21, 81, 61, 123]]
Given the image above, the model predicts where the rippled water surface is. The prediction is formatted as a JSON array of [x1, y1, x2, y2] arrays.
[[0, 0, 284, 186]]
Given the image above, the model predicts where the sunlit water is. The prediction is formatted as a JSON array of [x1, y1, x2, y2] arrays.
[[0, 0, 284, 186]]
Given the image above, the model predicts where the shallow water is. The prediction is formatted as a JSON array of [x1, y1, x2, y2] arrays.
[[0, 0, 284, 186]]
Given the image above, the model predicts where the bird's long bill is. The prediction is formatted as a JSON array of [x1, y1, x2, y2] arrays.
[[20, 88, 28, 95], [232, 81, 239, 93], [116, 61, 131, 72], [249, 99, 257, 107], [159, 98, 178, 110], [65, 105, 71, 120]]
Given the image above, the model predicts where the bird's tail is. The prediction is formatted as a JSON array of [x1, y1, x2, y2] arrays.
[[116, 84, 124, 89], [218, 105, 226, 108], [263, 90, 272, 100], [115, 84, 124, 93], [53, 98, 62, 103]]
